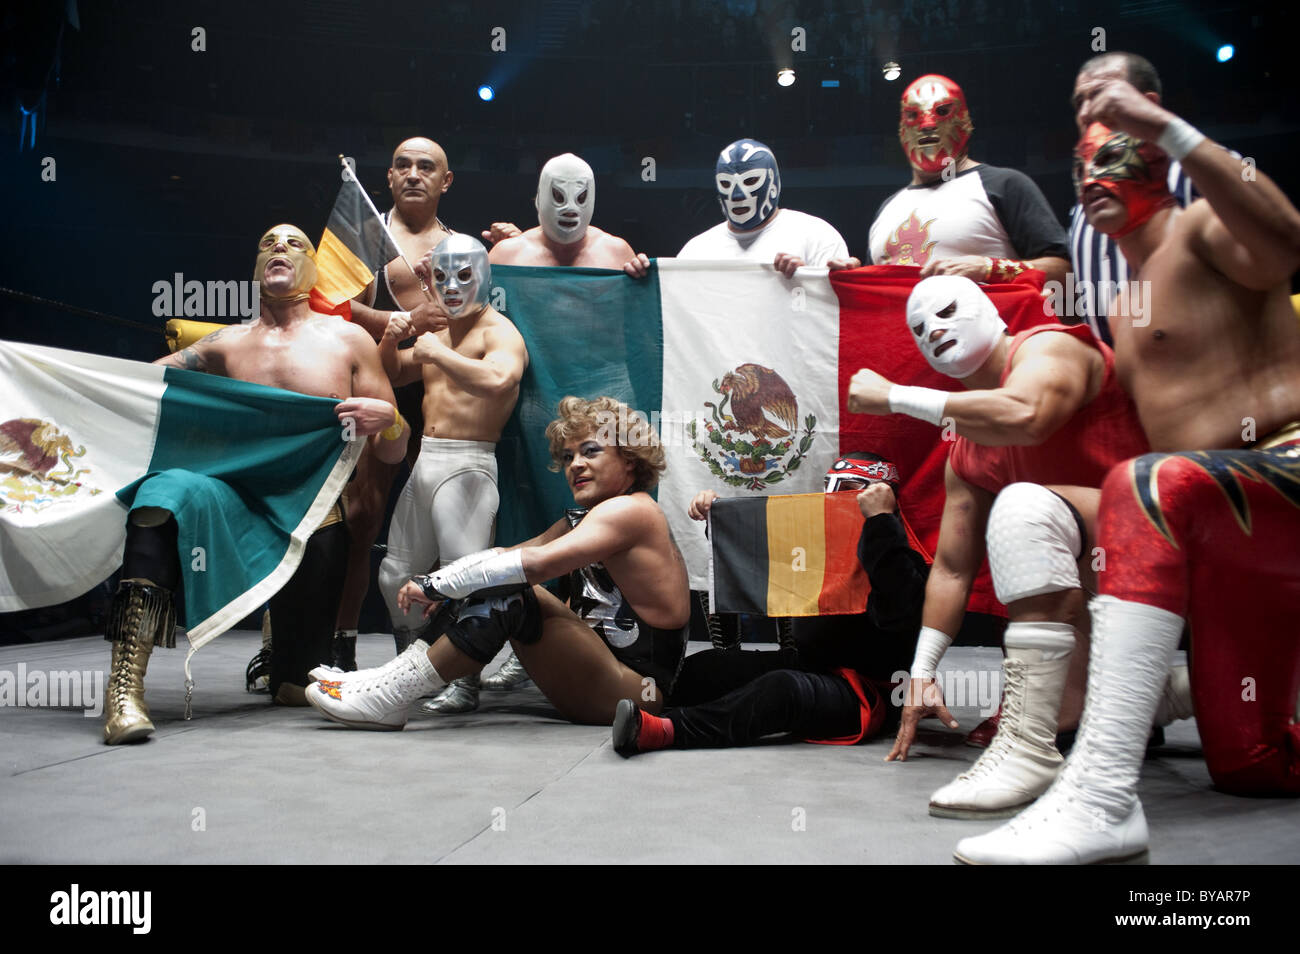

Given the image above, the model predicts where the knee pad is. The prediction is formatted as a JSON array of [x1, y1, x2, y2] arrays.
[[440, 587, 541, 665], [986, 483, 1084, 605]]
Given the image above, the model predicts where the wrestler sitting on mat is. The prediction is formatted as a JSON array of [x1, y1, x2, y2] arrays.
[[306, 396, 691, 729], [611, 452, 926, 756]]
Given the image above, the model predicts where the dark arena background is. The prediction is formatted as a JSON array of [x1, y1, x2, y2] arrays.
[[0, 0, 1297, 891]]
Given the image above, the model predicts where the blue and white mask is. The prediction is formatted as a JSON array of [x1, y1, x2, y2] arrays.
[[715, 139, 781, 230], [430, 235, 491, 319]]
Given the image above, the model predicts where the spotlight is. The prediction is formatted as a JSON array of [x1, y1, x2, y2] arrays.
[[777, 68, 795, 87], [882, 61, 901, 81], [477, 85, 495, 101], [1216, 44, 1234, 63]]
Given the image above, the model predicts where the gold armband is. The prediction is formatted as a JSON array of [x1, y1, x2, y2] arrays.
[[380, 408, 407, 442]]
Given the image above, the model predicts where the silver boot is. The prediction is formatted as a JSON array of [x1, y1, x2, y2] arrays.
[[481, 651, 531, 691], [420, 673, 481, 713]]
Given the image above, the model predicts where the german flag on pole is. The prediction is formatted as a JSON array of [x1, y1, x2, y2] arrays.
[[314, 164, 401, 307], [707, 491, 929, 617]]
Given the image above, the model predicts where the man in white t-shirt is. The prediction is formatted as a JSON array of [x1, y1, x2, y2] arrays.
[[624, 138, 848, 278], [833, 76, 1068, 287]]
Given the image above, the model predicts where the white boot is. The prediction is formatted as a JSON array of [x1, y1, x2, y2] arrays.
[[953, 596, 1183, 864], [929, 624, 1072, 819], [306, 647, 445, 730], [309, 639, 429, 685]]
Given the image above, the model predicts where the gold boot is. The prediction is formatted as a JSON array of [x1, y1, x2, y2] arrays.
[[103, 580, 175, 745]]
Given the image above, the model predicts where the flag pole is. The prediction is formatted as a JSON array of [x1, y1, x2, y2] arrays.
[[339, 155, 435, 302]]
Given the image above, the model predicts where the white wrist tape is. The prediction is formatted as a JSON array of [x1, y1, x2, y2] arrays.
[[429, 549, 526, 599], [1155, 117, 1205, 162], [888, 385, 948, 425], [910, 626, 953, 681]]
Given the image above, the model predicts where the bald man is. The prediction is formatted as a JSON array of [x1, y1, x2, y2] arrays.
[[329, 137, 459, 674]]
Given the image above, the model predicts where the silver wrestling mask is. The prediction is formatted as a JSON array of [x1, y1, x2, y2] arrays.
[[430, 234, 491, 319]]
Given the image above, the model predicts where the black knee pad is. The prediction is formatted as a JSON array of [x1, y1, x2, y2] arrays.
[[442, 587, 541, 665]]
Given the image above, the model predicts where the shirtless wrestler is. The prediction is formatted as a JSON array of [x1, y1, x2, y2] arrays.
[[488, 153, 638, 269], [103, 224, 408, 743], [368, 235, 527, 675], [955, 78, 1300, 864], [847, 274, 1153, 821], [305, 396, 692, 729]]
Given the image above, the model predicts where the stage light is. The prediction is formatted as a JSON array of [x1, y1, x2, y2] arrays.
[[883, 61, 901, 81], [1216, 44, 1234, 62], [777, 68, 795, 87], [478, 85, 495, 101]]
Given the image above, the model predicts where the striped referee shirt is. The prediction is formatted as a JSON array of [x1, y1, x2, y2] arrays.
[[1068, 160, 1194, 345]]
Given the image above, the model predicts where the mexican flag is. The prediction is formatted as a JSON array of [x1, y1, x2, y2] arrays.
[[0, 341, 361, 646], [492, 262, 1049, 619]]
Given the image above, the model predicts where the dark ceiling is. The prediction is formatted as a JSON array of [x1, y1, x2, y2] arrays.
[[2, 0, 1296, 359]]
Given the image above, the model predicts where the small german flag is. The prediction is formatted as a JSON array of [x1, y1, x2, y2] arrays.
[[707, 492, 927, 617], [315, 169, 401, 307]]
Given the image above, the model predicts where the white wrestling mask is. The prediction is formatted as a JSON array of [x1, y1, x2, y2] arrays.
[[536, 153, 594, 245], [430, 234, 491, 319], [906, 275, 1006, 379]]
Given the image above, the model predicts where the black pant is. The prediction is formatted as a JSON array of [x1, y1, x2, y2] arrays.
[[268, 522, 348, 695], [666, 648, 864, 748]]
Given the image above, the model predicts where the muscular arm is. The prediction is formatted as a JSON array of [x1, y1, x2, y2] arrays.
[[414, 323, 528, 398], [941, 334, 1093, 445], [1182, 143, 1300, 291], [518, 496, 649, 583], [344, 327, 408, 465], [921, 464, 992, 641], [378, 324, 423, 387], [153, 326, 230, 375]]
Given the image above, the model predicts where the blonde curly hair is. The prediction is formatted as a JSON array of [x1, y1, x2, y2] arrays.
[[546, 395, 666, 492]]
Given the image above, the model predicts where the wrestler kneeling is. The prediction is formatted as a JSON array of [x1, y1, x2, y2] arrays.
[[306, 397, 691, 728]]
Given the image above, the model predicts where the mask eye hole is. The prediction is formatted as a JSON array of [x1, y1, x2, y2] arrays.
[[433, 269, 447, 283], [742, 175, 760, 187], [457, 267, 473, 283], [552, 187, 564, 203], [904, 108, 919, 122], [936, 103, 952, 117], [576, 189, 588, 205], [718, 177, 732, 190], [937, 302, 957, 319], [911, 323, 925, 336]]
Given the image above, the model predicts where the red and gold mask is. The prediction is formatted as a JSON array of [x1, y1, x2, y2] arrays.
[[898, 74, 973, 176], [1073, 123, 1175, 238]]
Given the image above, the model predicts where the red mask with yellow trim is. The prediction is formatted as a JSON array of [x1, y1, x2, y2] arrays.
[[1073, 123, 1175, 238], [898, 74, 974, 176]]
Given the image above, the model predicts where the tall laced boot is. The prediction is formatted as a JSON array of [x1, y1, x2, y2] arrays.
[[929, 621, 1074, 819], [481, 651, 531, 690], [953, 596, 1184, 865], [306, 645, 446, 730], [421, 674, 481, 713], [103, 580, 175, 745]]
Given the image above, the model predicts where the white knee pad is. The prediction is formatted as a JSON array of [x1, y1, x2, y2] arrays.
[[986, 483, 1083, 604]]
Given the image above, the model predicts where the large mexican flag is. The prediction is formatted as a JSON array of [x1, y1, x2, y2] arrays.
[[0, 341, 360, 646], [491, 262, 1049, 618]]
